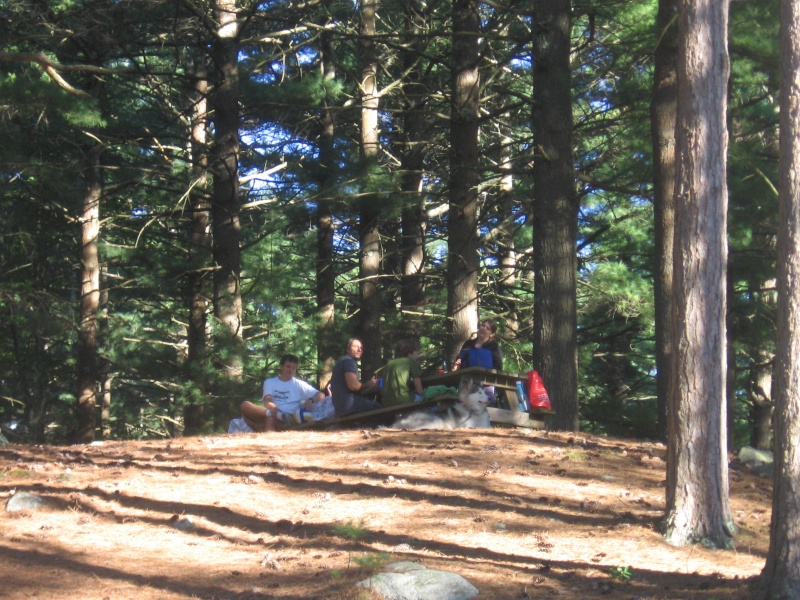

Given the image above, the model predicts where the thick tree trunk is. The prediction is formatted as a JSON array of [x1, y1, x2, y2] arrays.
[[650, 0, 678, 443], [532, 0, 579, 431], [663, 0, 734, 548], [74, 143, 103, 444], [210, 0, 243, 420], [447, 0, 481, 364], [315, 3, 337, 390], [358, 0, 383, 376], [185, 56, 212, 435], [759, 0, 800, 594], [399, 0, 428, 321]]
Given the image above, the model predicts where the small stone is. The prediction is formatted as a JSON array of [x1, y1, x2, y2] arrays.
[[6, 491, 47, 512], [172, 516, 196, 531]]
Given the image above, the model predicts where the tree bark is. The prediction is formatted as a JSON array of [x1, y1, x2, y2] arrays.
[[74, 143, 103, 444], [663, 0, 734, 548], [650, 0, 678, 443], [497, 134, 519, 340], [748, 352, 774, 451], [316, 1, 337, 390], [399, 0, 428, 320], [210, 0, 243, 419], [532, 0, 579, 431], [759, 0, 800, 593], [447, 0, 481, 364], [358, 0, 383, 376], [185, 53, 212, 435]]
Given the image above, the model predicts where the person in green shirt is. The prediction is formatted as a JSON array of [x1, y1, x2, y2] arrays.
[[381, 338, 424, 407]]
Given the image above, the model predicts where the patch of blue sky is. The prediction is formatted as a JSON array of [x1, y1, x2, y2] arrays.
[[429, 243, 447, 265], [481, 253, 499, 268], [243, 122, 313, 155], [510, 56, 532, 70]]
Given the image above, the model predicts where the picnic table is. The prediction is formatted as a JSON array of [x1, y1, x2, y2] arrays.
[[421, 367, 553, 428], [296, 366, 552, 430], [294, 395, 446, 429]]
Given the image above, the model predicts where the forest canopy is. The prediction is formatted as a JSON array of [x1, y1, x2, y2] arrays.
[[0, 0, 779, 445]]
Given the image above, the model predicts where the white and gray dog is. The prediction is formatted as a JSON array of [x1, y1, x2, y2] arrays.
[[392, 379, 491, 430]]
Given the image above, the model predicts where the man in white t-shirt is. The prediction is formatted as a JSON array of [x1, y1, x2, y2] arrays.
[[239, 354, 325, 432]]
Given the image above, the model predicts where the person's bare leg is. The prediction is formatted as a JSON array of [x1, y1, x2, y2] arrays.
[[240, 401, 278, 432]]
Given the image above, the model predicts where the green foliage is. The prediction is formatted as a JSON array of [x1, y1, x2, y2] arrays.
[[333, 520, 370, 540], [3, 470, 32, 478], [0, 0, 783, 444], [352, 552, 390, 572], [607, 565, 633, 581]]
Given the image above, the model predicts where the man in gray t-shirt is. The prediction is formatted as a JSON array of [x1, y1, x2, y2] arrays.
[[331, 338, 381, 417]]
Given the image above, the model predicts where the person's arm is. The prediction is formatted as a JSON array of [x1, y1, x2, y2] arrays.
[[262, 380, 277, 410], [296, 379, 324, 410], [344, 370, 376, 393], [261, 379, 272, 405], [411, 360, 424, 397], [492, 344, 503, 371], [302, 389, 325, 410], [453, 346, 468, 370]]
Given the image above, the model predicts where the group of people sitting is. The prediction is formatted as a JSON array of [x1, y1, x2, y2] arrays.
[[234, 319, 502, 433]]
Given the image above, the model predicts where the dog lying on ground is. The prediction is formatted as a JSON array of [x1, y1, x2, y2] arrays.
[[392, 379, 491, 430]]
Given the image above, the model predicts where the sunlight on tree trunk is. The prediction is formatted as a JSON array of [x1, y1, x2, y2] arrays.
[[663, 0, 734, 549], [358, 0, 383, 376], [185, 53, 212, 435], [447, 0, 481, 364], [75, 144, 103, 444], [497, 133, 519, 340]]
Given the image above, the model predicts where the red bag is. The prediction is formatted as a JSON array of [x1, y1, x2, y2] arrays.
[[526, 370, 552, 410]]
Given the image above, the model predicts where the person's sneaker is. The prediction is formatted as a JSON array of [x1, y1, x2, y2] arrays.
[[294, 408, 314, 424]]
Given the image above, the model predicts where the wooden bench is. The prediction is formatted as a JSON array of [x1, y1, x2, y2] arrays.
[[294, 396, 445, 430], [296, 389, 553, 431]]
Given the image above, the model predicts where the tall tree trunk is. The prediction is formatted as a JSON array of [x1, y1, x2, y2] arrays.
[[759, 0, 800, 592], [532, 0, 578, 431], [447, 0, 481, 364], [497, 134, 519, 339], [747, 349, 774, 450], [650, 0, 678, 443], [185, 55, 212, 435], [74, 143, 103, 444], [663, 0, 734, 548], [726, 271, 737, 452], [210, 0, 243, 422], [100, 372, 113, 440], [316, 2, 337, 390], [399, 0, 428, 322], [358, 0, 383, 376]]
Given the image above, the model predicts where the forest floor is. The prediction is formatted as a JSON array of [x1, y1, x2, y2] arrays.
[[0, 426, 771, 600]]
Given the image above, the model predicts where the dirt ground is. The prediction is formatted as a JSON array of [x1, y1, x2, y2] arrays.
[[0, 426, 771, 600]]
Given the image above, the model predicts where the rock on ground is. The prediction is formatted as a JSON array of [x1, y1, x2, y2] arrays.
[[357, 561, 479, 600]]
